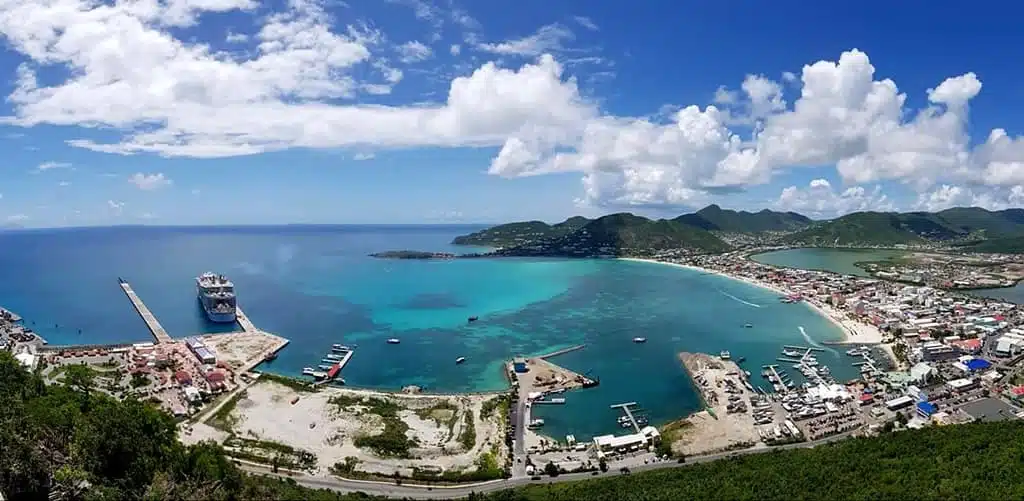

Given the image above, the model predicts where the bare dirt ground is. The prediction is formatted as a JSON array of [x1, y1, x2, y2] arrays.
[[201, 332, 286, 372], [672, 352, 762, 456], [219, 381, 507, 478]]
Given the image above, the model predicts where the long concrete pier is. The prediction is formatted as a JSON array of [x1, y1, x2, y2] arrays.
[[235, 305, 257, 333], [119, 279, 173, 344], [538, 344, 585, 360]]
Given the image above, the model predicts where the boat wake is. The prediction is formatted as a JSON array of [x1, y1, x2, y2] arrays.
[[719, 289, 761, 308], [799, 326, 839, 356]]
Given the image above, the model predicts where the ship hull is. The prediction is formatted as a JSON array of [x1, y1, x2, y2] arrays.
[[205, 309, 237, 323]]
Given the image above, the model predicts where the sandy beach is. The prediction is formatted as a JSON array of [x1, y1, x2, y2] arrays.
[[619, 257, 885, 345]]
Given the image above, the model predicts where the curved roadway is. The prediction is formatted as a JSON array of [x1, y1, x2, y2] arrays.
[[243, 430, 857, 499]]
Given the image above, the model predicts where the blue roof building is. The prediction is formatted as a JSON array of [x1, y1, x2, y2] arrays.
[[965, 358, 991, 372], [917, 401, 938, 418]]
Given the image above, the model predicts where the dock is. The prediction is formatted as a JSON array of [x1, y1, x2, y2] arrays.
[[235, 305, 258, 333], [538, 344, 585, 360], [610, 402, 642, 433], [118, 279, 173, 344], [762, 364, 790, 394]]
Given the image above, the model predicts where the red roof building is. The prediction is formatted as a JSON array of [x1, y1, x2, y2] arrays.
[[175, 370, 192, 385], [205, 370, 226, 383]]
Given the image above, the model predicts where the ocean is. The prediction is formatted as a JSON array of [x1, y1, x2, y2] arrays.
[[0, 225, 859, 440]]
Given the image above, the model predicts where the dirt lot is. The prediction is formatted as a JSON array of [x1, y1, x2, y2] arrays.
[[218, 381, 508, 478]]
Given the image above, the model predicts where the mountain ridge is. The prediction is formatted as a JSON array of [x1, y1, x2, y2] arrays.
[[454, 205, 1024, 253]]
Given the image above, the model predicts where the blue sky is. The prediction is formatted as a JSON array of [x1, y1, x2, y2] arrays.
[[1, 0, 1023, 227]]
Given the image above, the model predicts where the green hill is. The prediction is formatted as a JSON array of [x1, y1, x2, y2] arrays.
[[783, 212, 928, 246], [454, 213, 731, 256], [783, 207, 1024, 247], [452, 216, 591, 247], [675, 204, 812, 233], [481, 420, 1024, 501], [959, 235, 1024, 253], [554, 213, 732, 254], [935, 207, 1024, 238]]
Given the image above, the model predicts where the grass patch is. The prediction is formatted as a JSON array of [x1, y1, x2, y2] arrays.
[[223, 435, 317, 471], [458, 411, 476, 450], [480, 394, 511, 420], [209, 391, 245, 431], [415, 401, 460, 438], [255, 372, 318, 393], [655, 419, 692, 458], [330, 394, 417, 458]]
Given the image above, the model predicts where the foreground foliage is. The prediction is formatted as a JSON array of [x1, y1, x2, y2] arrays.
[[478, 421, 1024, 501], [0, 351, 373, 500]]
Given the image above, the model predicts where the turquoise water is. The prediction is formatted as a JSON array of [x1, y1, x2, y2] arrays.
[[0, 226, 858, 440], [751, 248, 907, 277]]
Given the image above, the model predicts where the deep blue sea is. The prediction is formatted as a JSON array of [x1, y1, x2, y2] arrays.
[[0, 225, 858, 440]]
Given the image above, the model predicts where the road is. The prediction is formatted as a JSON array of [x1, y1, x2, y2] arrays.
[[243, 429, 860, 499]]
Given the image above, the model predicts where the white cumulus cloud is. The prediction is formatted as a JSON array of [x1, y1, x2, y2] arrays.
[[774, 178, 894, 217], [397, 40, 432, 63], [0, 1, 1022, 212], [129, 173, 173, 190]]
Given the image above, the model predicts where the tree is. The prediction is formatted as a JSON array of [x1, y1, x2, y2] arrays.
[[544, 462, 559, 477], [64, 364, 96, 396]]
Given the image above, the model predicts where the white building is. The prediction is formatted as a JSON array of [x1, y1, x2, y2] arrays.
[[593, 426, 661, 456], [14, 352, 37, 370]]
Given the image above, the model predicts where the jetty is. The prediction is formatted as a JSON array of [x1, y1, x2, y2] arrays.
[[538, 344, 586, 360], [610, 401, 642, 433], [235, 306, 258, 333], [118, 278, 173, 344]]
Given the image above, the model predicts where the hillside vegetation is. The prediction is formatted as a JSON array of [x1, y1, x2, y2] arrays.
[[674, 204, 811, 233], [785, 207, 1024, 247], [453, 217, 590, 247], [454, 213, 731, 255], [0, 351, 374, 500], [478, 421, 1024, 501]]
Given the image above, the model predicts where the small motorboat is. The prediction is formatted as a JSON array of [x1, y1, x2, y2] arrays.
[[387, 338, 401, 344], [632, 337, 647, 343], [743, 323, 753, 328], [456, 357, 466, 364], [468, 316, 479, 323]]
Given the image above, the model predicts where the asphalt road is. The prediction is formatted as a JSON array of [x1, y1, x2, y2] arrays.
[[244, 430, 858, 499]]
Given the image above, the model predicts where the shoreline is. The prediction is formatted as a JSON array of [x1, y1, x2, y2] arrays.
[[618, 257, 886, 346]]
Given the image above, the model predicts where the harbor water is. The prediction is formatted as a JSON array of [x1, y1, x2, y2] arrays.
[[0, 225, 859, 440]]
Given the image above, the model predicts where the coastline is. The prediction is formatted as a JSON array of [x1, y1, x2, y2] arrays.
[[618, 257, 886, 346]]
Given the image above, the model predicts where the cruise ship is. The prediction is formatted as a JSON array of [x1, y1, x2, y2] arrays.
[[196, 272, 237, 323]]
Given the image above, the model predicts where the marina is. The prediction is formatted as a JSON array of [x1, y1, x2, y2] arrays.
[[305, 344, 355, 384]]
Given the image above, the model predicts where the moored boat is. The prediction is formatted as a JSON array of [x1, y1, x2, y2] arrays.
[[195, 272, 237, 323], [719, 350, 731, 360]]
